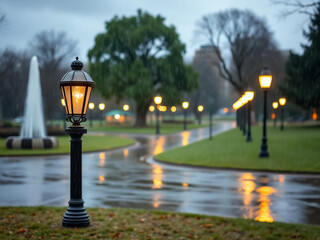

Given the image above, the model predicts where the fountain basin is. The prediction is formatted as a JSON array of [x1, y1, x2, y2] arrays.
[[6, 137, 58, 149]]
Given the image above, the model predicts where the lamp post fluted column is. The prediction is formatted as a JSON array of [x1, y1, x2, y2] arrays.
[[156, 107, 160, 135], [259, 91, 269, 157], [246, 101, 252, 142], [62, 125, 90, 227]]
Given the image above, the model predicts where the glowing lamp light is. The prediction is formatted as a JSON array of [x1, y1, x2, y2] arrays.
[[88, 103, 95, 110], [245, 91, 255, 101], [149, 106, 155, 112], [60, 57, 94, 124], [198, 105, 204, 112], [271, 113, 276, 119], [99, 103, 105, 111], [171, 106, 176, 112], [240, 95, 248, 105], [259, 67, 272, 90], [279, 98, 286, 106], [154, 96, 162, 105], [223, 108, 228, 113], [182, 101, 189, 110], [123, 104, 129, 111], [61, 98, 66, 107], [272, 102, 279, 109], [114, 114, 120, 120]]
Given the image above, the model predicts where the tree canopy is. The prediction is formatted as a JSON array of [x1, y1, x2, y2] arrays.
[[88, 10, 198, 126], [283, 3, 320, 108]]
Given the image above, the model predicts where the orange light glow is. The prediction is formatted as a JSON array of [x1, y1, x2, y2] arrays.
[[171, 106, 176, 112], [123, 149, 129, 158], [153, 136, 165, 155], [152, 164, 163, 189], [272, 102, 278, 109], [313, 113, 318, 120], [271, 113, 276, 120], [99, 152, 106, 167], [244, 91, 255, 101], [259, 75, 272, 89], [99, 175, 105, 183], [279, 98, 286, 106], [182, 182, 189, 187], [88, 102, 95, 110], [123, 104, 129, 111], [223, 108, 228, 113], [149, 106, 155, 112], [182, 101, 189, 109], [279, 175, 285, 183], [198, 105, 204, 112], [99, 103, 105, 111]]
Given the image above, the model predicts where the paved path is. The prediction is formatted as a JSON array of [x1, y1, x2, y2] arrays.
[[0, 122, 319, 225]]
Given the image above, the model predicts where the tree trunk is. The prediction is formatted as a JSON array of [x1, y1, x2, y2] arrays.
[[135, 103, 149, 127]]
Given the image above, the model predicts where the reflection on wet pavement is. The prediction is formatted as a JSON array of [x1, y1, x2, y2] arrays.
[[1, 122, 320, 225]]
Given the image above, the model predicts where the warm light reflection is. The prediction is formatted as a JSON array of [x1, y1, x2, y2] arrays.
[[152, 164, 163, 189], [182, 182, 189, 188], [99, 103, 105, 111], [159, 106, 167, 112], [313, 113, 318, 120], [279, 175, 285, 183], [99, 152, 106, 167], [182, 131, 190, 146], [171, 106, 176, 112], [114, 114, 120, 120], [99, 175, 105, 183], [238, 173, 256, 207], [153, 136, 165, 155], [123, 104, 129, 111], [88, 102, 95, 110], [153, 193, 162, 208], [123, 149, 129, 158], [61, 98, 66, 107], [255, 186, 277, 223], [149, 106, 155, 112]]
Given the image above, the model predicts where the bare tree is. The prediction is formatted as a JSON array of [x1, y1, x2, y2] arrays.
[[271, 0, 319, 17], [29, 30, 77, 123], [196, 9, 279, 94]]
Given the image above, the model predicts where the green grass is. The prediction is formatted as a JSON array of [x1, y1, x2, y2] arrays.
[[0, 206, 319, 240], [0, 135, 134, 156], [156, 125, 320, 173]]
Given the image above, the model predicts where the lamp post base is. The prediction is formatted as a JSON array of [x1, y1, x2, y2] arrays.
[[62, 199, 90, 228]]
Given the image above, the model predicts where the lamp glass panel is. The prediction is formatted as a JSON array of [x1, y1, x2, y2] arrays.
[[272, 102, 279, 109], [182, 102, 189, 109], [71, 86, 86, 115], [279, 98, 286, 106], [245, 91, 254, 101], [154, 96, 162, 105], [259, 75, 272, 89], [83, 86, 92, 115], [62, 86, 72, 115]]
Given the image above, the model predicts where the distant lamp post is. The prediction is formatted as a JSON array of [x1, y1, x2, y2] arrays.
[[149, 105, 155, 124], [98, 103, 105, 126], [182, 101, 189, 130], [88, 102, 95, 127], [60, 57, 94, 228], [154, 95, 162, 135], [279, 98, 286, 131], [171, 106, 176, 121], [209, 97, 214, 140], [259, 67, 272, 158], [240, 95, 248, 135], [197, 105, 204, 125], [272, 102, 279, 127], [244, 89, 254, 142]]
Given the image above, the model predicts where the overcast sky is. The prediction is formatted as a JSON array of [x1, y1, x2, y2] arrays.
[[0, 0, 309, 62]]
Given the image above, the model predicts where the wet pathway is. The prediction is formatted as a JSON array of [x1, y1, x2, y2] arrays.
[[0, 122, 320, 225]]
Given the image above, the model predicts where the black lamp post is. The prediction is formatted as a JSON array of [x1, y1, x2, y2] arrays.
[[272, 102, 278, 127], [182, 101, 189, 130], [279, 98, 286, 131], [99, 103, 105, 127], [258, 67, 272, 158], [197, 105, 204, 125], [60, 57, 94, 228], [154, 95, 162, 135], [88, 103, 94, 127], [209, 97, 214, 140], [244, 89, 254, 142]]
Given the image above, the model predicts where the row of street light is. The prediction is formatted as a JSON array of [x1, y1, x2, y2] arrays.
[[232, 67, 288, 158], [272, 98, 287, 130]]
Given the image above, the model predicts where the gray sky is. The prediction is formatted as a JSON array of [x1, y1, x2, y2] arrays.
[[0, 0, 308, 62]]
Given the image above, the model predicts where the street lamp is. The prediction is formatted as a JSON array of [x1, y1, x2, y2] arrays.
[[60, 57, 94, 228], [154, 95, 162, 134], [272, 102, 279, 127], [197, 105, 204, 125], [123, 104, 129, 123], [149, 105, 155, 124], [171, 106, 176, 121], [182, 101, 189, 130], [88, 102, 95, 127], [258, 67, 272, 158], [99, 103, 105, 126], [244, 89, 254, 142], [279, 97, 286, 131]]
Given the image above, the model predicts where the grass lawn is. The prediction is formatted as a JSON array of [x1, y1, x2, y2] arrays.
[[0, 207, 319, 240], [0, 135, 134, 156], [156, 125, 320, 173], [85, 122, 209, 135]]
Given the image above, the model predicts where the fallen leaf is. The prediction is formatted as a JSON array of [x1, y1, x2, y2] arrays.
[[17, 228, 27, 234]]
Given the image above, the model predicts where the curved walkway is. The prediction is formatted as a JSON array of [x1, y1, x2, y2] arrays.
[[0, 122, 319, 225]]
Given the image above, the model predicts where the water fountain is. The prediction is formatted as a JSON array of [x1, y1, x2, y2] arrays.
[[6, 56, 58, 149]]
